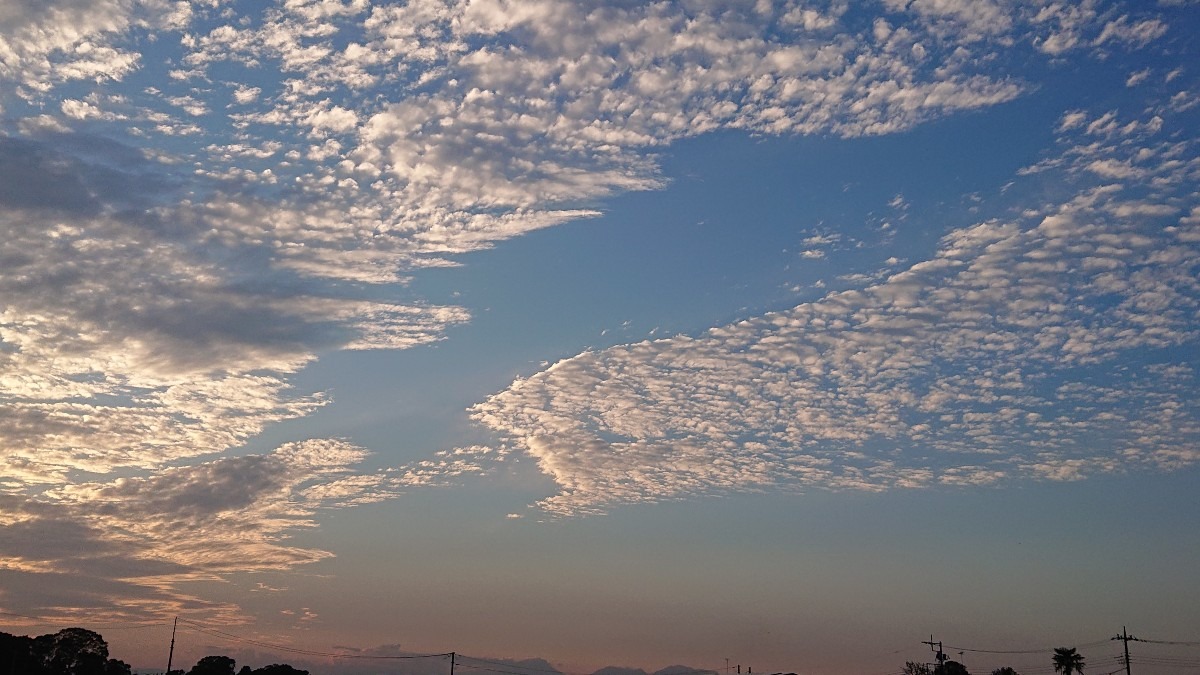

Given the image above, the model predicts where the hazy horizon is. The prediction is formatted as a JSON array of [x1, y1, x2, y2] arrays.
[[6, 619, 1198, 675]]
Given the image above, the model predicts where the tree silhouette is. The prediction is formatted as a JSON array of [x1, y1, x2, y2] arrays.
[[903, 662, 932, 675], [990, 668, 1019, 675], [935, 660, 970, 675], [33, 628, 109, 675], [1052, 647, 1085, 675], [250, 665, 309, 675], [189, 655, 237, 675], [0, 632, 37, 675]]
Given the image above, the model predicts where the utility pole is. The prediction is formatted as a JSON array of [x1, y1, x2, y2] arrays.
[[1112, 627, 1138, 675], [450, 652, 456, 675], [165, 617, 178, 675], [922, 636, 947, 670]]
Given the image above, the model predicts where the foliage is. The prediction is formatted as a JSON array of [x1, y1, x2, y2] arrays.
[[0, 631, 39, 674], [249, 665, 310, 675], [935, 661, 970, 675], [1052, 647, 1085, 675], [991, 668, 1019, 675], [34, 628, 110, 675], [0, 628, 319, 675], [903, 662, 933, 675], [0, 628, 130, 675], [189, 655, 237, 675]]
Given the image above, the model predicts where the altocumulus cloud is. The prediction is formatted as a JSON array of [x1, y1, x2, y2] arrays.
[[0, 0, 1193, 618], [472, 104, 1200, 516]]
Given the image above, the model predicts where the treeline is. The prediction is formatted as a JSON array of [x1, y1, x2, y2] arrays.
[[0, 627, 131, 675], [168, 655, 308, 675], [0, 628, 308, 675]]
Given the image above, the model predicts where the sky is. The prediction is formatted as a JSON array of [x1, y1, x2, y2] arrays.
[[1, 0, 1199, 674]]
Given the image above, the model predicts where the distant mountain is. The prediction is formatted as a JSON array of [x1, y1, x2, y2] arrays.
[[592, 666, 649, 675], [506, 658, 562, 674], [653, 666, 719, 675]]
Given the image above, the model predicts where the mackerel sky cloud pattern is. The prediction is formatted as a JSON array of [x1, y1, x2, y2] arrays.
[[473, 105, 1200, 515], [0, 0, 1197, 632]]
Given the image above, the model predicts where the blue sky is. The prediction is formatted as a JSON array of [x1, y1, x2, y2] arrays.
[[1, 1, 1199, 673]]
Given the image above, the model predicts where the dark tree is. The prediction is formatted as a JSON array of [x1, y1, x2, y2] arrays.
[[33, 628, 110, 675], [991, 668, 1020, 675], [903, 662, 932, 675], [0, 632, 38, 675], [251, 665, 309, 675], [1052, 647, 1085, 675], [104, 659, 132, 675], [935, 661, 970, 675], [237, 667, 252, 675], [189, 655, 237, 675]]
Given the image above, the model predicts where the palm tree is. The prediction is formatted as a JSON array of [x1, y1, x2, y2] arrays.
[[1052, 647, 1085, 675]]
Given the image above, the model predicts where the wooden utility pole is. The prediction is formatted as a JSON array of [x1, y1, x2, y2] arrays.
[[922, 636, 947, 670], [165, 617, 178, 675], [1113, 626, 1137, 675]]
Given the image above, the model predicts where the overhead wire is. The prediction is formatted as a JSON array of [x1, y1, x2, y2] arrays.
[[457, 664, 560, 675], [1137, 638, 1200, 647], [455, 654, 720, 675], [7, 612, 1200, 673], [454, 655, 579, 674], [944, 638, 1113, 655]]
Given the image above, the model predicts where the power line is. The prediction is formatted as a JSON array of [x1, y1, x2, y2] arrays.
[[1136, 639, 1200, 647], [944, 638, 1113, 655], [458, 663, 558, 675], [455, 654, 721, 675], [1113, 626, 1135, 675], [8, 611, 1200, 674], [457, 655, 722, 675], [455, 655, 575, 673]]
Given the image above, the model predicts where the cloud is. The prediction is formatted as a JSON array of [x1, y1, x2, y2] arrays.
[[472, 103, 1200, 516], [0, 0, 181, 95], [0, 438, 491, 622], [9, 0, 1155, 288], [0, 0, 1189, 618], [166, 0, 1049, 232], [0, 120, 478, 619], [1094, 16, 1169, 48]]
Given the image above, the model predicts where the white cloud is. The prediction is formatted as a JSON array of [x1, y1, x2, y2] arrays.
[[1094, 16, 1169, 48], [472, 105, 1200, 516], [0, 0, 191, 95], [1126, 68, 1152, 87], [0, 0, 1190, 617]]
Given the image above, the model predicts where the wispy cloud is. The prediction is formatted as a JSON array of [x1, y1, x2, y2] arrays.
[[0, 438, 495, 622]]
